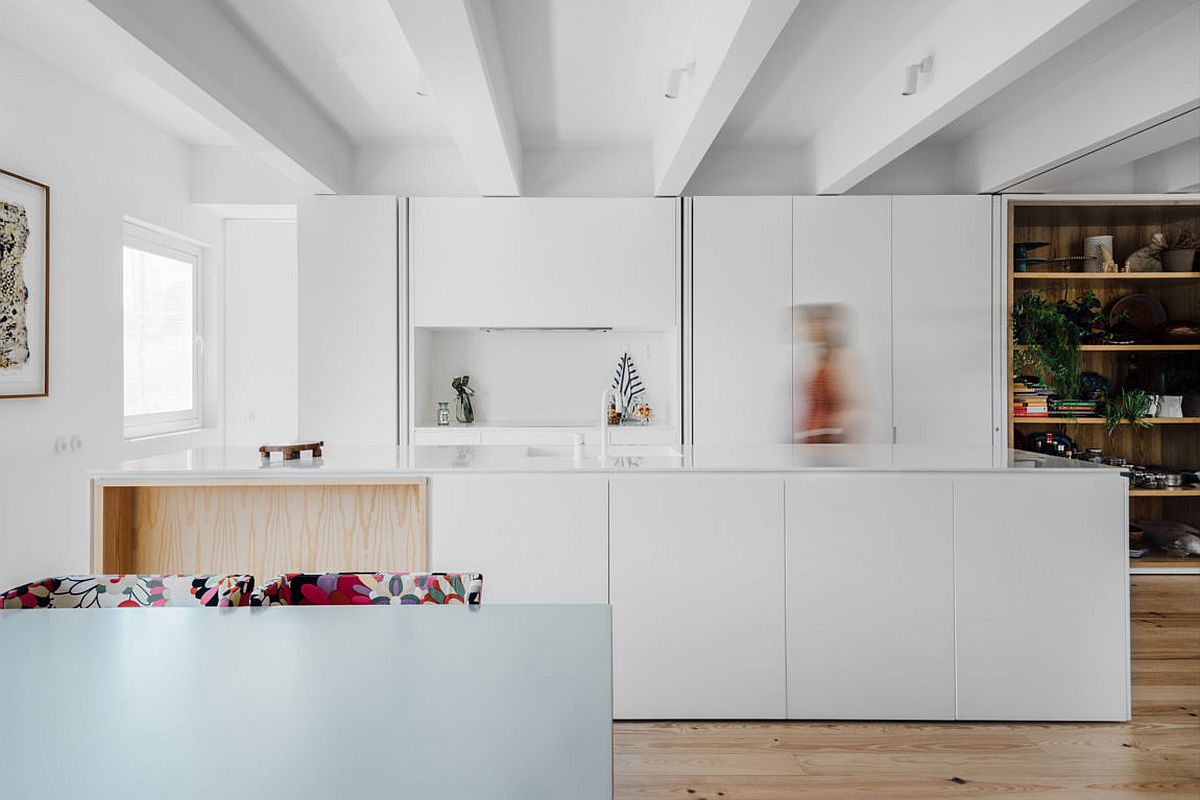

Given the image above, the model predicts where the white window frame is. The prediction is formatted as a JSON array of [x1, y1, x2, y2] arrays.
[[122, 221, 204, 439]]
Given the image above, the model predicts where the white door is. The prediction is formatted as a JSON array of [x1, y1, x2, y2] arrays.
[[792, 196, 892, 443], [892, 196, 993, 445], [609, 476, 786, 719], [954, 475, 1129, 721], [786, 475, 956, 719], [692, 197, 792, 444], [411, 198, 678, 328], [298, 195, 398, 444], [429, 476, 608, 604]]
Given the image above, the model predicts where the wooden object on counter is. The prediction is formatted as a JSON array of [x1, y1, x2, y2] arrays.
[[92, 479, 427, 576], [259, 440, 324, 461]]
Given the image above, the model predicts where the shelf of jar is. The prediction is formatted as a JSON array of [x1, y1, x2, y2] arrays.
[[1128, 487, 1200, 498], [1013, 344, 1200, 352], [1014, 272, 1200, 280], [1012, 417, 1200, 425]]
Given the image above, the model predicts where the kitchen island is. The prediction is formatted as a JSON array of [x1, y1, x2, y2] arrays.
[[91, 444, 1129, 722]]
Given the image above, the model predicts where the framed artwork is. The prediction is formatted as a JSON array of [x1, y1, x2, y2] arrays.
[[0, 167, 49, 398]]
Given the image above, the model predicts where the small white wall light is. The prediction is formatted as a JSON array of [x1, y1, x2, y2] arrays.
[[415, 71, 433, 98], [665, 61, 695, 99], [901, 56, 933, 96]]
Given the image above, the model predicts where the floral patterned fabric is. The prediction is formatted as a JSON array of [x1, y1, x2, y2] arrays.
[[251, 572, 483, 606], [0, 574, 256, 609]]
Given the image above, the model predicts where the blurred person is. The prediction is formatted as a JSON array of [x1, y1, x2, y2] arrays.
[[793, 303, 862, 444]]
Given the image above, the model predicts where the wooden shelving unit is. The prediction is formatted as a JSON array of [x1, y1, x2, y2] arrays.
[[1005, 197, 1200, 574]]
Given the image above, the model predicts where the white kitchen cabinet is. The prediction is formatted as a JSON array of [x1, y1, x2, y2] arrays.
[[298, 195, 399, 444], [411, 198, 678, 328], [792, 196, 893, 443], [609, 476, 786, 719], [429, 475, 608, 604], [692, 197, 793, 444], [785, 475, 956, 719], [954, 475, 1129, 721], [892, 196, 993, 445]]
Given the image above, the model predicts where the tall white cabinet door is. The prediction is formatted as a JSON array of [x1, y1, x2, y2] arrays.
[[411, 198, 678, 328], [792, 197, 892, 443], [786, 475, 956, 719], [892, 196, 993, 446], [954, 475, 1129, 721], [298, 195, 398, 444], [609, 476, 786, 719], [692, 197, 792, 444], [429, 476, 608, 604]]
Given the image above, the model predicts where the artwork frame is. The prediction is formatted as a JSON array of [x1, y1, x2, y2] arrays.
[[0, 167, 49, 399]]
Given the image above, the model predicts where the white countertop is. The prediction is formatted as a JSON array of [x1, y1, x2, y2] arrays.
[[92, 444, 1122, 481]]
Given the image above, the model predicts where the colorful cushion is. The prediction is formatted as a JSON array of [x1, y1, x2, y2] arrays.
[[251, 572, 483, 606], [0, 574, 256, 609]]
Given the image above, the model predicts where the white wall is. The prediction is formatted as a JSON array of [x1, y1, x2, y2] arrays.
[[0, 42, 225, 590], [224, 219, 298, 446]]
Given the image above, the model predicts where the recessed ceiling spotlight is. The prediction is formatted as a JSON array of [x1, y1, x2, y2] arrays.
[[664, 61, 695, 100], [901, 56, 933, 97], [415, 71, 433, 98]]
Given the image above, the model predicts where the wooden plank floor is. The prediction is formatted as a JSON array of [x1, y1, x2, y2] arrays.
[[614, 577, 1199, 799]]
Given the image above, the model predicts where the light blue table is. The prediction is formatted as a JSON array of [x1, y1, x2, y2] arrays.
[[0, 604, 612, 798]]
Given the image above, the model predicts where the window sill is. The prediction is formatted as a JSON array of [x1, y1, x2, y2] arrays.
[[124, 425, 205, 443]]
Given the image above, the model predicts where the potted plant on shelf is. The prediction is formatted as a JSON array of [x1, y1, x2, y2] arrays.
[[1103, 389, 1154, 435], [1160, 227, 1199, 273]]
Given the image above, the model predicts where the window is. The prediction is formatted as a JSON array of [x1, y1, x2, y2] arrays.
[[123, 222, 202, 438]]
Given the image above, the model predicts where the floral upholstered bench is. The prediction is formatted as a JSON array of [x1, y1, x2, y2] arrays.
[[1, 574, 256, 608], [250, 572, 483, 606]]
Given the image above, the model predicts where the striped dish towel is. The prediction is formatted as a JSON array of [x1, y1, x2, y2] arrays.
[[611, 351, 645, 413]]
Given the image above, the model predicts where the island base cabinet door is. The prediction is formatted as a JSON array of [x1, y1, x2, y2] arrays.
[[786, 476, 956, 719], [609, 477, 786, 719], [429, 476, 608, 604], [954, 476, 1129, 721]]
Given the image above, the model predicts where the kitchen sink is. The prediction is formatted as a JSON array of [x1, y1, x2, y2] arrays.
[[524, 445, 683, 459]]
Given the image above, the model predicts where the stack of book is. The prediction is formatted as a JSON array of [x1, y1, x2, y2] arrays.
[[1012, 380, 1050, 417], [1049, 399, 1098, 417]]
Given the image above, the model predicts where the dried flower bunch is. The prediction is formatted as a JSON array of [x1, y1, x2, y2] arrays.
[[1158, 226, 1199, 252]]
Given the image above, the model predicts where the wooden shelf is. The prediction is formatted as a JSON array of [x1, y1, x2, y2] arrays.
[[1129, 555, 1200, 572], [1013, 344, 1200, 352], [1013, 417, 1200, 425], [1128, 487, 1200, 498], [1015, 272, 1200, 280]]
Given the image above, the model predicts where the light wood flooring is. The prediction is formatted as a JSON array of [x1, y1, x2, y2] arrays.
[[613, 576, 1199, 799]]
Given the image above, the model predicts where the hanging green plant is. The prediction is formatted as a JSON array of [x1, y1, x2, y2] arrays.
[[1012, 291, 1083, 399]]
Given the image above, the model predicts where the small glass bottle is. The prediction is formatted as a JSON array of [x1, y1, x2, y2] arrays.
[[437, 401, 451, 427]]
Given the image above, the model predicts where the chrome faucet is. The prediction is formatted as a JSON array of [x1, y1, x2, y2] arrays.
[[599, 388, 611, 459]]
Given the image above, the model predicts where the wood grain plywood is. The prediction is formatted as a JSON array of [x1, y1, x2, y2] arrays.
[[100, 483, 426, 577]]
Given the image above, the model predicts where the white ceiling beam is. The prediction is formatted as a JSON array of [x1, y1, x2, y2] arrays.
[[956, 3, 1200, 193], [1134, 137, 1200, 194], [1002, 109, 1200, 194], [653, 0, 801, 197], [86, 0, 352, 194], [809, 0, 1139, 195], [387, 0, 522, 196]]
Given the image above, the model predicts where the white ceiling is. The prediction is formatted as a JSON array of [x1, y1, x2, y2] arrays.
[[491, 0, 695, 147], [215, 0, 451, 144], [0, 0, 237, 146], [3, 0, 1195, 197], [717, 0, 955, 147]]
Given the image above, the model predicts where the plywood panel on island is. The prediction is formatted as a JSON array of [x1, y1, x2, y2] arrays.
[[93, 481, 427, 577]]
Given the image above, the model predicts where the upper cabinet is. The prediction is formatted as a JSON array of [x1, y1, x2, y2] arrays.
[[411, 198, 679, 329], [793, 196, 894, 444], [298, 195, 400, 445], [892, 196, 993, 446], [692, 197, 792, 445]]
